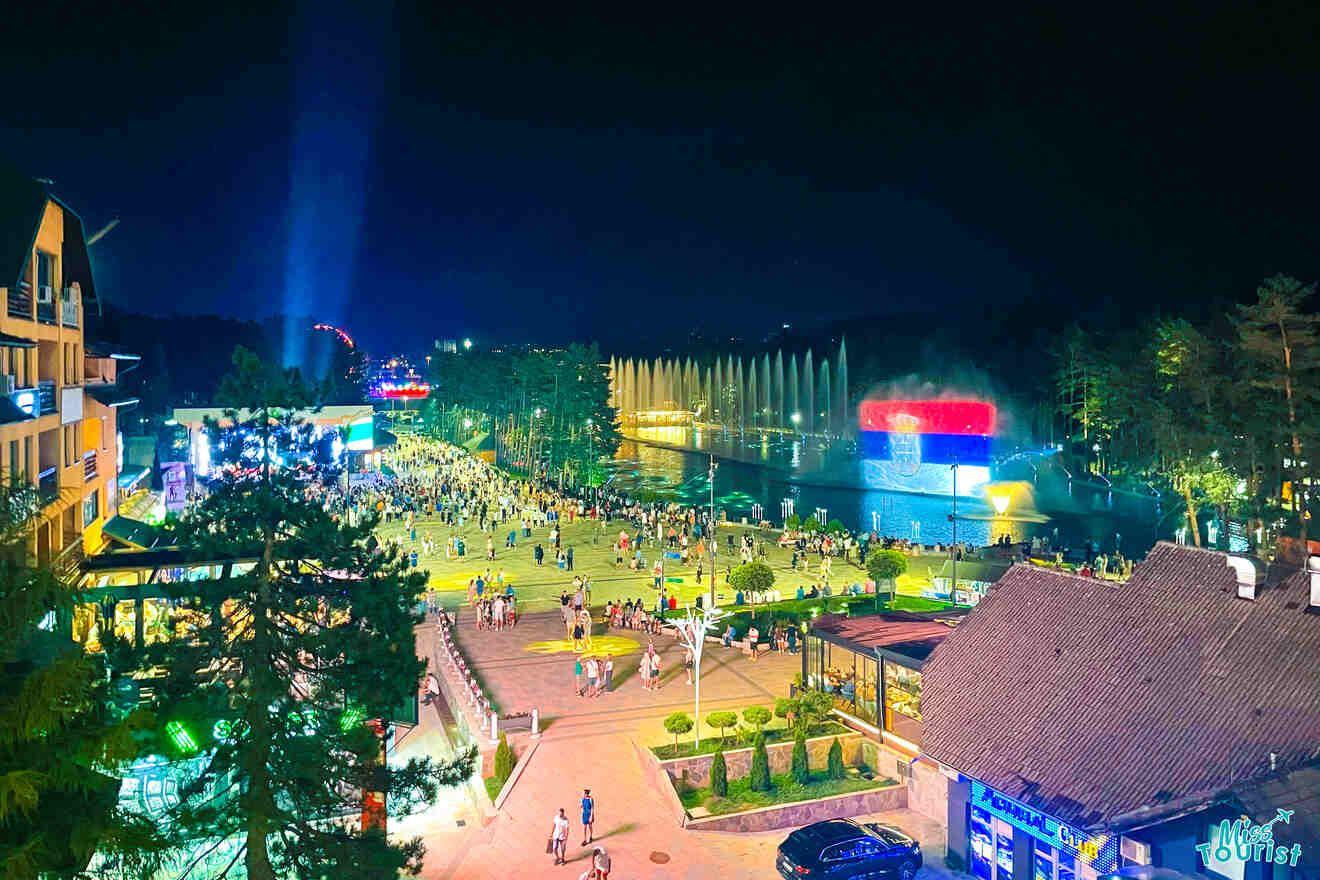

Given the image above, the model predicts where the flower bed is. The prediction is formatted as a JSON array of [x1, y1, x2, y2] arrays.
[[650, 721, 850, 760], [679, 769, 894, 816]]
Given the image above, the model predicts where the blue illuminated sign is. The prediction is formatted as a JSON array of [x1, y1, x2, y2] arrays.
[[12, 389, 36, 416], [969, 781, 1119, 872]]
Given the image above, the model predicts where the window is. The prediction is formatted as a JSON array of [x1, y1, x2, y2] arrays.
[[883, 660, 924, 745], [969, 806, 994, 880], [83, 489, 98, 527], [1203, 820, 1245, 880], [36, 250, 54, 291]]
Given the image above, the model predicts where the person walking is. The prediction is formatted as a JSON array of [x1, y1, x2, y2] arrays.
[[639, 649, 652, 692], [585, 655, 599, 698], [574, 657, 584, 697], [580, 789, 595, 845], [550, 808, 570, 865], [566, 545, 575, 571], [601, 653, 613, 694]]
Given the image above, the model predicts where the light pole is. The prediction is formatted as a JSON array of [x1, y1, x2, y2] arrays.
[[675, 603, 730, 749], [708, 453, 717, 607], [950, 461, 958, 601]]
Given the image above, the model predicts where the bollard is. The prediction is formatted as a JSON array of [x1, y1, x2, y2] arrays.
[[479, 710, 488, 732], [530, 707, 541, 738], [489, 711, 499, 744]]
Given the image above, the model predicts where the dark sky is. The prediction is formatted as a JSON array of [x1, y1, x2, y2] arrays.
[[2, 4, 1317, 360]]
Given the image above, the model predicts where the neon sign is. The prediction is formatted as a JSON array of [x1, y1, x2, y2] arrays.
[[969, 781, 1118, 871]]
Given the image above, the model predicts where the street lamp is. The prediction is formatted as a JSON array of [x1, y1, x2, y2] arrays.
[[949, 461, 958, 601], [463, 338, 472, 350], [708, 454, 718, 607]]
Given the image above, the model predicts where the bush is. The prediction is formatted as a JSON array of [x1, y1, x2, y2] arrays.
[[867, 549, 909, 585], [493, 732, 515, 785], [785, 513, 801, 531], [792, 689, 835, 736], [729, 561, 775, 595], [827, 737, 845, 780], [825, 518, 847, 536], [664, 711, 694, 751], [802, 516, 822, 533], [791, 733, 809, 784], [743, 705, 772, 733], [749, 733, 771, 792], [710, 748, 728, 797], [773, 697, 795, 721], [706, 711, 738, 744]]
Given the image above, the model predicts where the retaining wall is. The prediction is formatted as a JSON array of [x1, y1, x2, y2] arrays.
[[659, 730, 863, 789], [685, 783, 907, 833]]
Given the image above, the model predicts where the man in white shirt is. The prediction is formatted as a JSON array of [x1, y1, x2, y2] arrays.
[[550, 808, 570, 865], [580, 845, 610, 879]]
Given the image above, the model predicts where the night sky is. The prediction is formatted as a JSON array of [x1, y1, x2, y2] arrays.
[[2, 4, 1317, 359]]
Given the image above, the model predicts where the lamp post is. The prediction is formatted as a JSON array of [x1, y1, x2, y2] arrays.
[[950, 461, 958, 601], [675, 603, 729, 749], [708, 453, 717, 607]]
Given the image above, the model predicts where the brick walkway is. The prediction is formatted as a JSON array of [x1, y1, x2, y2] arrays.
[[407, 608, 960, 880]]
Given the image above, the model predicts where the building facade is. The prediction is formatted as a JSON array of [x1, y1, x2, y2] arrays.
[[0, 170, 130, 572]]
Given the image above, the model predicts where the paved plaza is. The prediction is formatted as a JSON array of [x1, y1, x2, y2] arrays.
[[398, 608, 960, 880]]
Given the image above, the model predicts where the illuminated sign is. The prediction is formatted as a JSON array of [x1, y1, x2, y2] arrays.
[[969, 780, 1118, 871], [346, 417, 373, 452], [371, 381, 430, 399]]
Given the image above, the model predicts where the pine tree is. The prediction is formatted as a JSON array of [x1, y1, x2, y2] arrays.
[[827, 737, 845, 780], [0, 484, 166, 877], [790, 733, 810, 784], [709, 748, 728, 797], [141, 346, 477, 880], [749, 733, 771, 792], [493, 732, 515, 786]]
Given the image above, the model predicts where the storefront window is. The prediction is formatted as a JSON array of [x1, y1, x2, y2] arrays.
[[1058, 853, 1075, 880], [1035, 848, 1054, 880], [113, 600, 136, 643], [883, 660, 923, 746], [969, 806, 993, 880], [996, 826, 1014, 880], [856, 652, 878, 724], [142, 599, 171, 645], [73, 602, 102, 652]]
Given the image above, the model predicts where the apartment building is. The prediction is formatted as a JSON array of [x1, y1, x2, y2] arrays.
[[0, 166, 131, 572]]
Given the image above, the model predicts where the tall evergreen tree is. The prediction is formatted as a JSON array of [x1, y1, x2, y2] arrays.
[[0, 484, 165, 878], [1236, 275, 1320, 543], [143, 346, 476, 879]]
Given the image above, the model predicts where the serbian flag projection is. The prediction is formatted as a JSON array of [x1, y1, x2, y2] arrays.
[[858, 400, 996, 497]]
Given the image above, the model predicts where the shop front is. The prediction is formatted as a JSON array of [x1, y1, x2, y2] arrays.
[[803, 613, 962, 752], [963, 779, 1118, 880]]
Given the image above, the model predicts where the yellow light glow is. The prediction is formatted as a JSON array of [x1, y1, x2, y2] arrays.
[[523, 635, 640, 657], [991, 493, 1011, 515]]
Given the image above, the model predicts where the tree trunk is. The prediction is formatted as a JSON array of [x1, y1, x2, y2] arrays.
[[1183, 484, 1201, 547], [244, 508, 280, 880], [1278, 318, 1308, 546]]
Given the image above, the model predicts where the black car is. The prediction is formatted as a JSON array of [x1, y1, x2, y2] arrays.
[[777, 819, 922, 879]]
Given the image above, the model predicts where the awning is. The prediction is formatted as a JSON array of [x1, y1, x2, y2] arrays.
[[0, 331, 36, 348], [117, 466, 151, 493], [87, 385, 140, 407], [102, 514, 167, 551]]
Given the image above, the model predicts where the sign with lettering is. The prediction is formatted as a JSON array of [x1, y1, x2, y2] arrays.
[[162, 461, 187, 513], [969, 780, 1119, 872]]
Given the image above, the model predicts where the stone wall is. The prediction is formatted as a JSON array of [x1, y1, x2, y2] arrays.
[[660, 730, 863, 788], [907, 757, 949, 824], [633, 738, 689, 827], [685, 783, 907, 833]]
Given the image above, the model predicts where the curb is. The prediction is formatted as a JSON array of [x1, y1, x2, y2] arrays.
[[492, 738, 539, 811]]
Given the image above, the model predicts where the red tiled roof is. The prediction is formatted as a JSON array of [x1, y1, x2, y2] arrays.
[[813, 614, 958, 651], [921, 541, 1320, 831]]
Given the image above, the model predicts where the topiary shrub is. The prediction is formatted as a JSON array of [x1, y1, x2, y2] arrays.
[[825, 518, 846, 536], [729, 561, 775, 595], [493, 732, 515, 785], [867, 549, 909, 600], [749, 733, 771, 792], [785, 513, 801, 531], [802, 516, 821, 533], [827, 737, 845, 780], [664, 711, 694, 753], [791, 732, 809, 784], [710, 748, 728, 797], [742, 705, 772, 733], [706, 711, 738, 745]]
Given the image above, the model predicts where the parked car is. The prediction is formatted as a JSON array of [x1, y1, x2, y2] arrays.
[[777, 819, 922, 879]]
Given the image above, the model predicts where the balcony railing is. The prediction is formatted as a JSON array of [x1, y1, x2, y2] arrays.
[[7, 282, 32, 320], [53, 539, 84, 585], [83, 449, 97, 480], [61, 298, 78, 327], [38, 466, 58, 507], [37, 381, 56, 416], [37, 291, 55, 325]]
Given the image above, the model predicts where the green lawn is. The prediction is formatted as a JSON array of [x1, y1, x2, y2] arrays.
[[650, 721, 852, 760], [679, 770, 896, 815]]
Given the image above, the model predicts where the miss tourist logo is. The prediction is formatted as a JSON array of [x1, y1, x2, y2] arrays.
[[1196, 810, 1302, 868]]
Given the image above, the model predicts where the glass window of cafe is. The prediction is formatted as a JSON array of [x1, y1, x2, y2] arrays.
[[804, 635, 923, 740]]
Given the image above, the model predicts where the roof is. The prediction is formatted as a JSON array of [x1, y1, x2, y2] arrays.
[[172, 404, 373, 427], [86, 384, 141, 407], [0, 162, 50, 292], [85, 341, 141, 359], [932, 558, 1011, 582], [0, 163, 99, 312], [811, 610, 963, 664], [1233, 764, 1319, 870], [921, 541, 1320, 832], [101, 515, 167, 550]]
